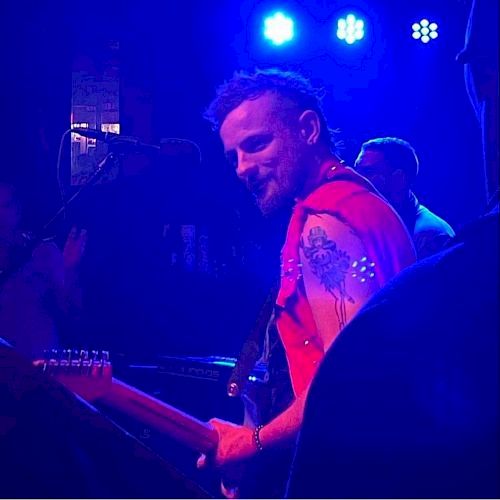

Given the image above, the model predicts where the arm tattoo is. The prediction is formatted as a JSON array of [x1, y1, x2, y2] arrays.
[[301, 226, 355, 329]]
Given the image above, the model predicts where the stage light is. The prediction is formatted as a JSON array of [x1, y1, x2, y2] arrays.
[[263, 11, 295, 46], [336, 13, 365, 45], [412, 19, 439, 43]]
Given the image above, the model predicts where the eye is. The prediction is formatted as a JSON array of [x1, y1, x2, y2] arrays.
[[242, 134, 272, 153]]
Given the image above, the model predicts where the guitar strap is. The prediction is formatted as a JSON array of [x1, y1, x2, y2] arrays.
[[226, 282, 279, 399]]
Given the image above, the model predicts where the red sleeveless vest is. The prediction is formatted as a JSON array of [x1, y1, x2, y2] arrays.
[[276, 162, 416, 396]]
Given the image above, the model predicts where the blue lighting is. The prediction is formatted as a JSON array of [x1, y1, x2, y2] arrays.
[[412, 19, 439, 43], [336, 13, 365, 45], [263, 11, 295, 46], [212, 359, 236, 367]]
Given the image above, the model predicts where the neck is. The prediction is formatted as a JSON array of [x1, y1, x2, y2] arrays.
[[393, 191, 416, 212], [297, 151, 339, 200]]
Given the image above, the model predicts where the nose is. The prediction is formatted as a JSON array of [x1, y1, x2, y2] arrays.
[[235, 152, 258, 181]]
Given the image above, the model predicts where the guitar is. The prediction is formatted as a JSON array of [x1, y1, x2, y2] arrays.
[[33, 349, 219, 454]]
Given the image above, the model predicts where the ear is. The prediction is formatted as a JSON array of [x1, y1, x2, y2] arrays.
[[298, 109, 321, 145], [391, 168, 409, 191]]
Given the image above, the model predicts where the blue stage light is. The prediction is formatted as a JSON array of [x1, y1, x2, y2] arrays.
[[336, 13, 365, 45], [412, 19, 439, 43], [263, 11, 295, 46]]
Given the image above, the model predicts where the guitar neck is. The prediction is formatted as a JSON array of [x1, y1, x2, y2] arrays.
[[99, 378, 218, 454], [35, 350, 219, 455]]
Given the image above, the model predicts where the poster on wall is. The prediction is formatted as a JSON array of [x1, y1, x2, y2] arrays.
[[71, 40, 120, 186]]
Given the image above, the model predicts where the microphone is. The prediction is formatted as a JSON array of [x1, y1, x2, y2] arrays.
[[71, 128, 201, 163], [72, 128, 160, 154], [160, 137, 202, 165]]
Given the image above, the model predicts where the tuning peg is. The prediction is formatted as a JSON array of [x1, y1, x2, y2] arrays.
[[80, 349, 91, 376], [101, 350, 112, 378], [59, 349, 71, 371], [90, 350, 102, 377], [40, 349, 51, 372], [69, 348, 81, 373], [46, 348, 60, 374]]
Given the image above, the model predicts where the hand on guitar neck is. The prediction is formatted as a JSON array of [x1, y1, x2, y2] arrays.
[[197, 419, 257, 499], [34, 349, 261, 499]]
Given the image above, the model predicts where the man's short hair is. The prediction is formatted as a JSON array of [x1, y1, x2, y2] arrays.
[[204, 68, 336, 150], [360, 137, 420, 183]]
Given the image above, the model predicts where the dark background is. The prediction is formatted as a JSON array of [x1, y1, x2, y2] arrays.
[[0, 0, 488, 360]]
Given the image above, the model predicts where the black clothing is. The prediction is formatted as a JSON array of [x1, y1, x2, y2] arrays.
[[288, 206, 499, 498]]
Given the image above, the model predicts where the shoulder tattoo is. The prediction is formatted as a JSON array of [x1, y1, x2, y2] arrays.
[[301, 226, 355, 329]]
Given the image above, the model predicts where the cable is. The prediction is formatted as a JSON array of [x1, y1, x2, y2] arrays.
[[56, 128, 72, 221]]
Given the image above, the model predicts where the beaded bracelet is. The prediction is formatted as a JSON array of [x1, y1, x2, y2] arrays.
[[253, 424, 264, 452]]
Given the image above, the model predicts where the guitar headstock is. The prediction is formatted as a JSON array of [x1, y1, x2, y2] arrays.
[[33, 348, 113, 401]]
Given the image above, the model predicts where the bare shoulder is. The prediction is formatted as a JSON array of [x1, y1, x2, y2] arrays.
[[299, 213, 379, 350]]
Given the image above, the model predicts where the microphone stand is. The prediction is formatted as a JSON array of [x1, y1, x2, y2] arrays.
[[43, 151, 119, 232]]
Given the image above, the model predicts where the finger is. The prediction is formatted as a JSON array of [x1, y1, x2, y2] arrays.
[[208, 419, 223, 437], [68, 226, 78, 239], [78, 229, 88, 249], [221, 481, 240, 499], [196, 454, 207, 469]]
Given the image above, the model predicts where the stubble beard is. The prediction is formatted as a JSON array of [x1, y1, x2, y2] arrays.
[[256, 173, 298, 216]]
